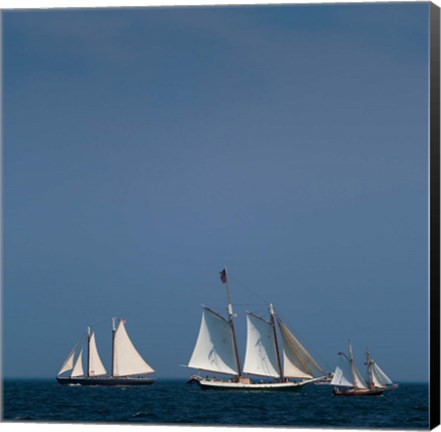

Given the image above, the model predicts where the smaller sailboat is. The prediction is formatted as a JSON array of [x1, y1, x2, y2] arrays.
[[56, 318, 155, 386], [365, 351, 398, 391], [331, 340, 383, 396]]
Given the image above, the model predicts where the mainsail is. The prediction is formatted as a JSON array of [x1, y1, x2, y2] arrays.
[[188, 306, 239, 375], [277, 318, 323, 379], [352, 364, 368, 389], [113, 320, 155, 376], [243, 313, 280, 378], [88, 332, 107, 377], [347, 342, 367, 389]]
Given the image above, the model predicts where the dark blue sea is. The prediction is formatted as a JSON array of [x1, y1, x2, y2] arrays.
[[2, 379, 429, 429]]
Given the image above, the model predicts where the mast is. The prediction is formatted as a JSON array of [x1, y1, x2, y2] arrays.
[[87, 326, 91, 378], [111, 317, 117, 377], [365, 350, 374, 389], [338, 340, 355, 388], [269, 303, 284, 381], [348, 340, 357, 389], [220, 268, 242, 377]]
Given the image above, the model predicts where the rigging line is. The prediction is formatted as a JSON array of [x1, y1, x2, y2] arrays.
[[231, 303, 267, 307], [229, 275, 270, 305], [88, 317, 114, 330], [64, 332, 87, 359], [246, 306, 269, 317]]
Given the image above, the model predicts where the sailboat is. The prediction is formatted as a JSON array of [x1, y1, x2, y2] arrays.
[[185, 269, 326, 390], [331, 340, 383, 396], [56, 318, 155, 386], [366, 351, 398, 391]]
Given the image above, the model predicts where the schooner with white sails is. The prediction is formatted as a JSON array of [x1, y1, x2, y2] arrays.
[[186, 269, 326, 390], [56, 318, 155, 386]]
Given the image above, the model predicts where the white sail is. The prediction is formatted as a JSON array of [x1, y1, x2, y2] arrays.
[[188, 306, 239, 375], [243, 313, 280, 378], [277, 318, 323, 379], [71, 348, 85, 377], [58, 346, 76, 376], [113, 320, 155, 377], [352, 363, 368, 389], [336, 342, 368, 389], [331, 366, 352, 387], [371, 362, 393, 387], [88, 332, 107, 376], [346, 341, 367, 389]]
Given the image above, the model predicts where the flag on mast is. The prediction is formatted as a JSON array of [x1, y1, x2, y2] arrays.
[[220, 269, 227, 284]]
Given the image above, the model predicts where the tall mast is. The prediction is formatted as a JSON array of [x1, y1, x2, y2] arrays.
[[269, 303, 284, 381], [365, 350, 374, 389], [87, 326, 91, 378], [111, 317, 117, 377], [348, 339, 357, 389], [220, 268, 242, 377]]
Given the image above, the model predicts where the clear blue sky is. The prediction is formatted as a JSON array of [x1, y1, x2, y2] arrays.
[[3, 2, 430, 381]]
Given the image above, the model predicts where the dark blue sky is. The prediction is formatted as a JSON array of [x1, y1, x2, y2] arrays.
[[3, 2, 430, 381]]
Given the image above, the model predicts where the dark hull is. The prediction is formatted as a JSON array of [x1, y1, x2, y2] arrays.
[[56, 376, 155, 386], [333, 387, 384, 396]]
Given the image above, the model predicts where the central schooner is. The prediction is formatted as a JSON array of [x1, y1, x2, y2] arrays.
[[56, 318, 155, 386], [185, 269, 326, 390]]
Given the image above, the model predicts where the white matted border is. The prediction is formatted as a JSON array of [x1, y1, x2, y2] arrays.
[[0, 1, 439, 432], [0, 0, 440, 9]]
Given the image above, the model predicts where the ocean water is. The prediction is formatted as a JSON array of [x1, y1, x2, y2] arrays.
[[2, 379, 429, 429]]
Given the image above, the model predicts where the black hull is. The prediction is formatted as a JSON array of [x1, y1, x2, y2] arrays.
[[56, 376, 155, 386]]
